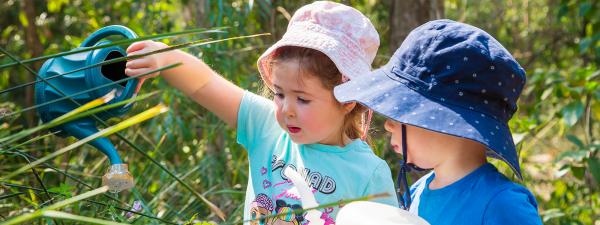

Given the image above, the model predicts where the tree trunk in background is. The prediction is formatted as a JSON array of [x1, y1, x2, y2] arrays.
[[270, 0, 279, 40], [192, 0, 207, 28], [21, 0, 42, 127], [389, 0, 445, 51]]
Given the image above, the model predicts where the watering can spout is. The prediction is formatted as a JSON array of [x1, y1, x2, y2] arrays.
[[62, 122, 134, 192], [62, 122, 122, 164]]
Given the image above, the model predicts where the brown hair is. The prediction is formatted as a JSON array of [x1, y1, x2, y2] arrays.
[[266, 46, 369, 143]]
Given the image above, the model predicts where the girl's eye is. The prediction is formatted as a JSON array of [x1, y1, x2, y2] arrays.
[[274, 93, 284, 99], [298, 97, 311, 104]]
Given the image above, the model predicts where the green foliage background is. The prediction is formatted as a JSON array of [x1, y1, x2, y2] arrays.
[[0, 0, 598, 224]]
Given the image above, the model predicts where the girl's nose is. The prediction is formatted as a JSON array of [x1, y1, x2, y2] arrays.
[[282, 101, 295, 118], [285, 109, 295, 118]]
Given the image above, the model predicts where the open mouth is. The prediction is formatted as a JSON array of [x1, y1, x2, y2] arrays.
[[288, 126, 301, 134]]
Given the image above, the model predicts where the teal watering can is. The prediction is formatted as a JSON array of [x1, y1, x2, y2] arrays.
[[35, 25, 139, 192]]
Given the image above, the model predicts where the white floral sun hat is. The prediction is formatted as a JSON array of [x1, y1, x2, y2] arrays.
[[257, 1, 380, 89]]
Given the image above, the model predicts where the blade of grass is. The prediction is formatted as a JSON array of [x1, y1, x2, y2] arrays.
[[0, 192, 24, 201], [16, 150, 56, 209], [0, 63, 179, 120], [52, 90, 161, 127], [0, 131, 58, 153], [0, 90, 161, 147], [42, 210, 130, 225], [0, 33, 269, 95], [0, 182, 168, 223], [1, 150, 126, 204], [2, 104, 169, 180], [50, 89, 116, 123], [147, 163, 200, 207], [0, 186, 109, 225], [0, 37, 201, 95], [0, 27, 227, 70]]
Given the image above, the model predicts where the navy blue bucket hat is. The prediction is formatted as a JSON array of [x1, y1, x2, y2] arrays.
[[334, 19, 526, 179]]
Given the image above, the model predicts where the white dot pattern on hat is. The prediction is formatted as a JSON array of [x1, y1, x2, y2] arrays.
[[331, 19, 528, 179]]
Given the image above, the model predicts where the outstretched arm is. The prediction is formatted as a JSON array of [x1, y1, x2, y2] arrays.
[[125, 41, 244, 128]]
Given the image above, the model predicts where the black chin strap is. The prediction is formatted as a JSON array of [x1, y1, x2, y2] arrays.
[[396, 124, 427, 210]]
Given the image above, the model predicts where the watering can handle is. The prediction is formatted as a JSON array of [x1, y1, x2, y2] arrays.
[[81, 25, 138, 48]]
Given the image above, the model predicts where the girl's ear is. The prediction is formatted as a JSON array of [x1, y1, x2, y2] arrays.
[[342, 102, 356, 114]]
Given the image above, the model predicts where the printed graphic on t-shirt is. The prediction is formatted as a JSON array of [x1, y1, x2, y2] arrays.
[[249, 155, 338, 225]]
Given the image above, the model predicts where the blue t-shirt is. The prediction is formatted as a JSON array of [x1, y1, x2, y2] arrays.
[[237, 91, 398, 224], [410, 163, 542, 225]]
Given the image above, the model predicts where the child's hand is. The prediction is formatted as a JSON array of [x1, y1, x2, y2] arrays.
[[125, 41, 170, 92]]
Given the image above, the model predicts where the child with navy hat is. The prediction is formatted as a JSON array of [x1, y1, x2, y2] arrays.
[[334, 19, 543, 224]]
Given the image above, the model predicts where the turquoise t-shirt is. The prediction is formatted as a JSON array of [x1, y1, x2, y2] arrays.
[[410, 163, 542, 225], [237, 91, 398, 224]]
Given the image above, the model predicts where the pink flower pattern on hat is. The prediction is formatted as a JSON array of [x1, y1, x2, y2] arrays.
[[257, 1, 380, 89]]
